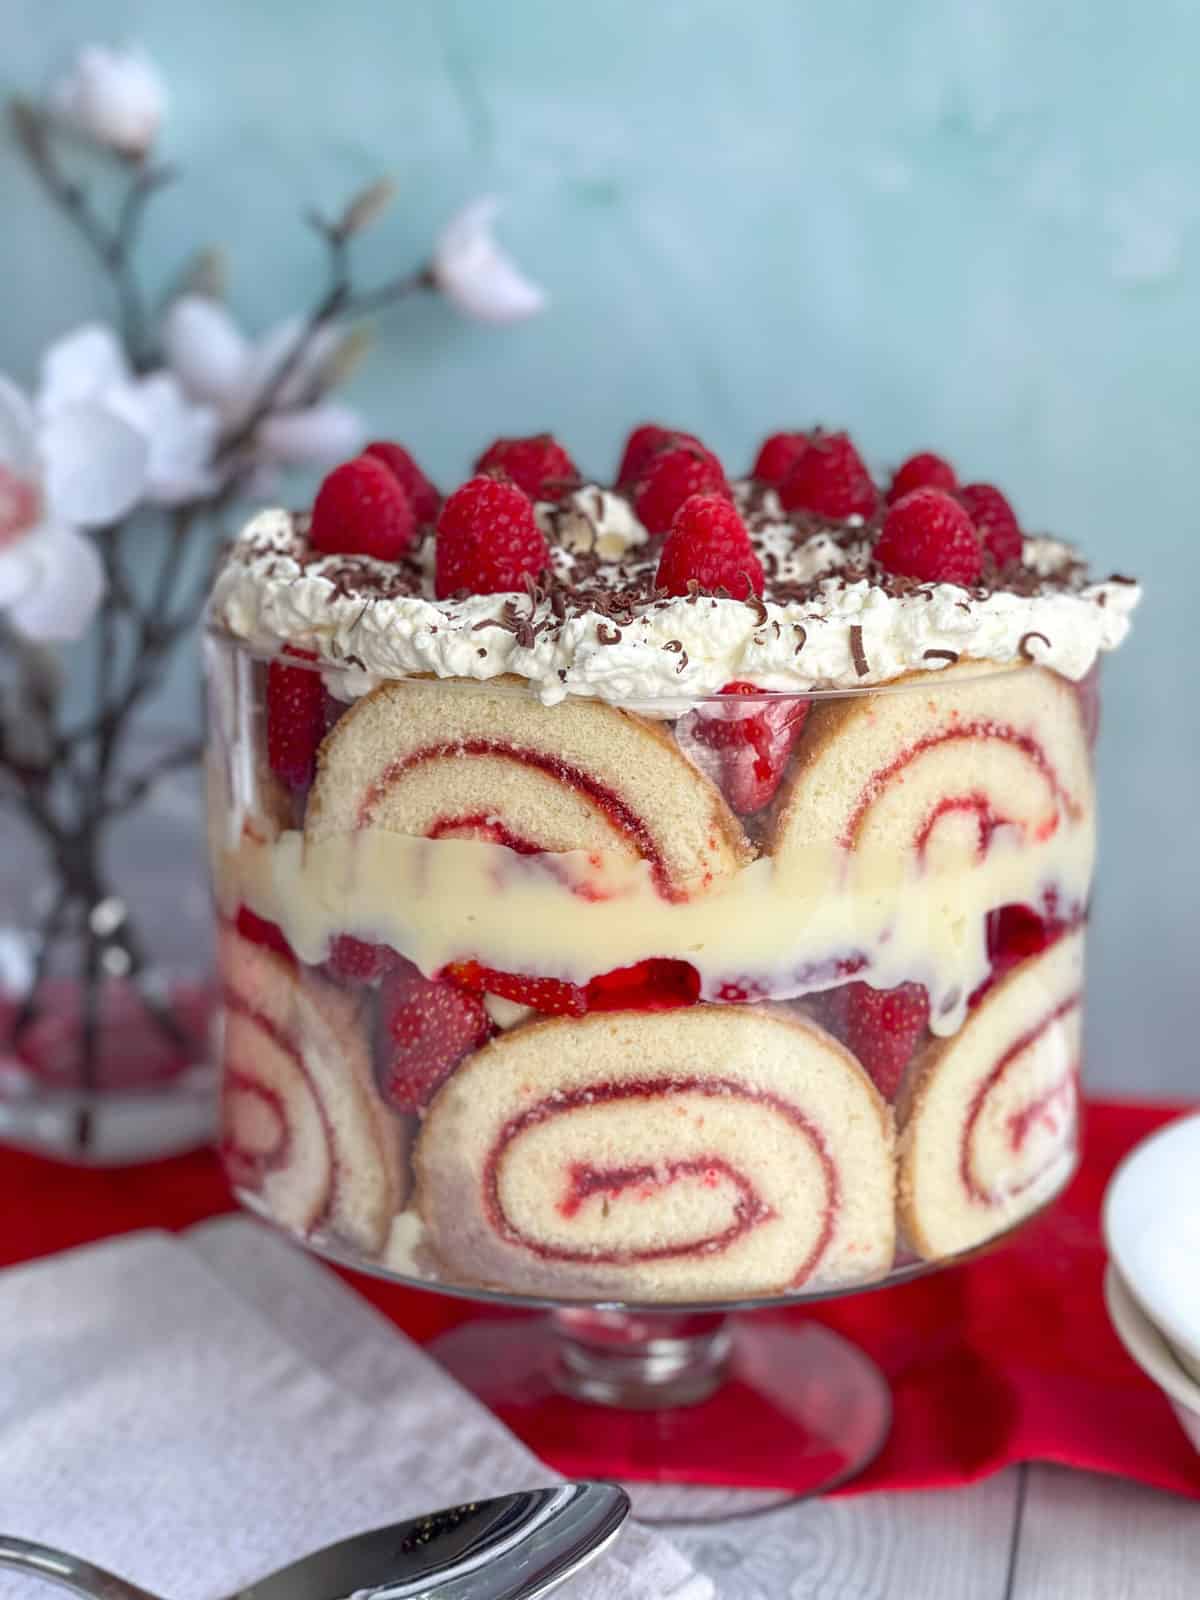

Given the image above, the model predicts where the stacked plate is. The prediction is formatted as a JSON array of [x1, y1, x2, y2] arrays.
[[1103, 1111, 1200, 1454]]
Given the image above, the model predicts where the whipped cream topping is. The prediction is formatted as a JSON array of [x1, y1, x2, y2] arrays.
[[208, 488, 1140, 705]]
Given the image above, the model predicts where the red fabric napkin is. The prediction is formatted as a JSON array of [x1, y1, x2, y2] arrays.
[[3, 1098, 1196, 1499]]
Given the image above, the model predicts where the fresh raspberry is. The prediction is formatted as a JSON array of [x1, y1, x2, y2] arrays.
[[842, 980, 930, 1101], [326, 935, 395, 984], [874, 488, 983, 586], [617, 423, 677, 485], [655, 494, 763, 598], [751, 431, 810, 485], [447, 959, 587, 1017], [266, 646, 325, 789], [585, 959, 700, 1012], [375, 959, 492, 1112], [688, 683, 809, 814], [958, 482, 1022, 568], [309, 454, 417, 561], [234, 905, 294, 963], [364, 440, 441, 525], [634, 444, 730, 534], [887, 451, 957, 503], [474, 433, 579, 500], [779, 431, 878, 519], [434, 475, 550, 597]]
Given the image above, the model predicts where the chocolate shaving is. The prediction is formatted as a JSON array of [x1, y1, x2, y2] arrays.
[[224, 487, 1135, 693], [674, 648, 688, 675], [849, 624, 869, 677], [1019, 630, 1051, 660], [662, 639, 683, 652], [744, 590, 768, 625], [477, 647, 487, 658], [922, 648, 960, 664]]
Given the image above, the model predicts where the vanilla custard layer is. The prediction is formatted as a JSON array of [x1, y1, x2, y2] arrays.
[[215, 811, 1095, 1037]]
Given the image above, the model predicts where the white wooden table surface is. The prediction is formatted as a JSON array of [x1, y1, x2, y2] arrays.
[[667, 1049, 1198, 1599], [670, 1463, 1200, 1598]]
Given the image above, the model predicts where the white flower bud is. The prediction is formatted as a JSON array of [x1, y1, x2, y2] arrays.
[[431, 197, 546, 324], [48, 45, 167, 158]]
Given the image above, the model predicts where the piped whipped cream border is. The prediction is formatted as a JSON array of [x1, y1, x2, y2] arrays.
[[208, 496, 1141, 706]]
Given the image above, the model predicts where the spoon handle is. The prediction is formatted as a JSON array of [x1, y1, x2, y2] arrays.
[[0, 1537, 162, 1600]]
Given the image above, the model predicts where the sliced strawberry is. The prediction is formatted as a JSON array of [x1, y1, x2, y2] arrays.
[[842, 980, 930, 1101], [688, 682, 809, 814], [266, 646, 325, 790], [234, 905, 295, 964], [585, 958, 700, 1012], [446, 959, 587, 1017], [376, 959, 492, 1112], [326, 934, 395, 984], [967, 903, 1067, 1009]]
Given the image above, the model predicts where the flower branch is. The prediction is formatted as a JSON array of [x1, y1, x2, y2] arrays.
[[10, 97, 171, 367], [1, 39, 546, 1138]]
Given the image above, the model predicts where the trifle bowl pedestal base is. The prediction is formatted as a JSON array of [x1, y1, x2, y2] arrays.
[[427, 1307, 892, 1523]]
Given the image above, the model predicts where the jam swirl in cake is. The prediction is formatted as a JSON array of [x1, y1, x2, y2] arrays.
[[204, 426, 1139, 1301]]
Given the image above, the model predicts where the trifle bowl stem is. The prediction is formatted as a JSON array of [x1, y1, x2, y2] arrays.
[[428, 1306, 892, 1520]]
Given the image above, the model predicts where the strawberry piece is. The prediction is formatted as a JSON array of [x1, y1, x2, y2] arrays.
[[874, 487, 984, 587], [376, 959, 492, 1112], [475, 433, 580, 500], [634, 443, 731, 534], [234, 905, 294, 963], [968, 902, 1067, 1009], [447, 959, 587, 1017], [310, 454, 418, 561], [689, 682, 808, 813], [266, 647, 325, 789], [779, 431, 878, 519], [617, 423, 678, 485], [751, 431, 810, 485], [958, 482, 1022, 568], [326, 934, 395, 984], [585, 959, 700, 1012], [842, 980, 930, 1101], [888, 451, 957, 503], [434, 475, 550, 597], [988, 903, 1054, 967], [656, 494, 764, 599], [364, 440, 441, 525], [712, 974, 771, 1003]]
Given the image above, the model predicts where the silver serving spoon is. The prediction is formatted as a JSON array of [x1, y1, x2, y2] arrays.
[[0, 1481, 630, 1600]]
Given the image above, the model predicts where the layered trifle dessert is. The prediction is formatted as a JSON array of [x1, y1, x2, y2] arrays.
[[205, 426, 1138, 1302]]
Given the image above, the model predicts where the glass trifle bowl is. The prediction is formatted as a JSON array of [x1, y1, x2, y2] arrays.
[[202, 428, 1139, 1511]]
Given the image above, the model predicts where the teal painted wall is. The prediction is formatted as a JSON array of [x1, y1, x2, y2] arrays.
[[2, 1, 1195, 1090]]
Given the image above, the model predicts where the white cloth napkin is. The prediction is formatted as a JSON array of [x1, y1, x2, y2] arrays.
[[0, 1218, 711, 1600]]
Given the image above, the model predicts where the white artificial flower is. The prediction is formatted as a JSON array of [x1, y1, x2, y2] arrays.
[[47, 45, 167, 159], [38, 324, 220, 505], [431, 197, 547, 323], [0, 375, 145, 641], [162, 296, 365, 472]]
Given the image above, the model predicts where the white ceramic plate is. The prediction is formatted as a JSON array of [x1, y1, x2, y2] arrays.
[[1102, 1111, 1200, 1381], [1105, 1263, 1200, 1456]]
